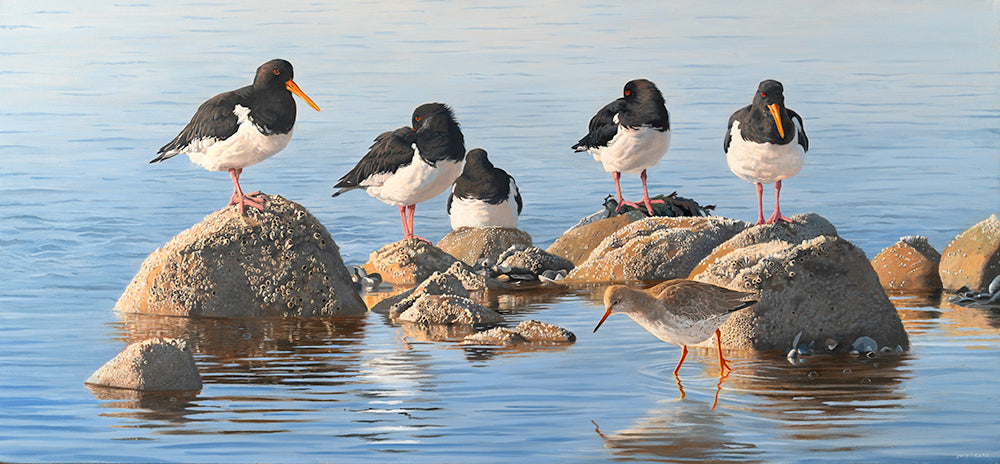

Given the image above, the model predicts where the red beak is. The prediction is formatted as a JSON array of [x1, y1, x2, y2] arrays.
[[593, 308, 612, 333]]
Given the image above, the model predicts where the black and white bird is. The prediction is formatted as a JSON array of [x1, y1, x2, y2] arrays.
[[573, 79, 671, 215], [447, 148, 522, 230], [150, 59, 320, 216], [332, 103, 466, 241], [724, 79, 808, 225]]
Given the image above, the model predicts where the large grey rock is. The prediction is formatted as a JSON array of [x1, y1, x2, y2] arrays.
[[85, 338, 202, 391], [114, 194, 366, 317], [565, 216, 748, 283], [692, 235, 910, 352], [436, 227, 533, 266]]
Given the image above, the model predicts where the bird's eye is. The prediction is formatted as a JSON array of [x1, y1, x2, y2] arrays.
[[414, 116, 421, 121], [273, 69, 280, 75], [624, 90, 631, 96], [612, 298, 620, 306], [760, 92, 766, 97]]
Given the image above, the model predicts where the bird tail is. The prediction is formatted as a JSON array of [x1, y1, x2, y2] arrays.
[[149, 149, 180, 164], [331, 185, 361, 198], [571, 135, 592, 152]]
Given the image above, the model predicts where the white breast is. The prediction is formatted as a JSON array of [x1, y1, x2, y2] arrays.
[[449, 180, 520, 229], [589, 124, 671, 174], [366, 146, 464, 206], [726, 120, 805, 184], [185, 105, 292, 172]]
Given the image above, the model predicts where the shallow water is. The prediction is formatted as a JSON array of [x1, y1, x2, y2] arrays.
[[2, 1, 999, 462]]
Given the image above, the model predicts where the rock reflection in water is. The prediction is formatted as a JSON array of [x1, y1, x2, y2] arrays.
[[112, 313, 368, 386], [87, 385, 200, 424]]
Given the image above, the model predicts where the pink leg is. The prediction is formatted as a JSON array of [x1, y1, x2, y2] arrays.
[[673, 345, 688, 377], [398, 205, 410, 239], [228, 168, 264, 216], [612, 172, 626, 212], [616, 170, 664, 215], [766, 180, 794, 224], [754, 182, 765, 225], [405, 204, 431, 243]]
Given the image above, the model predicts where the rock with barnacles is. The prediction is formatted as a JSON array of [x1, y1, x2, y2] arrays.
[[871, 235, 942, 292], [547, 210, 646, 266], [363, 238, 459, 285], [692, 234, 909, 352], [939, 214, 1000, 292], [565, 216, 748, 283], [371, 262, 506, 314], [462, 320, 576, 346], [395, 294, 503, 325], [494, 245, 574, 280], [85, 338, 202, 391], [436, 226, 533, 267], [114, 194, 366, 317]]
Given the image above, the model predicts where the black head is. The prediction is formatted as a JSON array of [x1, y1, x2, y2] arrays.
[[465, 148, 489, 165], [752, 79, 785, 106], [412, 102, 458, 131], [253, 59, 295, 89], [623, 79, 664, 101]]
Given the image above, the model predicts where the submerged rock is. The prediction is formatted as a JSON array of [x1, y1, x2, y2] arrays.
[[692, 234, 910, 352], [363, 238, 459, 285], [85, 338, 202, 391], [871, 235, 942, 292], [436, 226, 533, 266], [462, 320, 576, 346], [565, 216, 748, 283], [939, 214, 1000, 292], [114, 194, 366, 317]]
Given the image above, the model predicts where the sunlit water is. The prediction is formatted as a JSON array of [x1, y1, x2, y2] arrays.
[[2, 1, 999, 462]]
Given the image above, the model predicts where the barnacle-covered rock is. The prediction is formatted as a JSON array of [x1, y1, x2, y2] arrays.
[[114, 194, 366, 317]]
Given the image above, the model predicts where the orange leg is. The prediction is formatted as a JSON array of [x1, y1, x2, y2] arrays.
[[716, 328, 732, 376], [673, 345, 688, 376]]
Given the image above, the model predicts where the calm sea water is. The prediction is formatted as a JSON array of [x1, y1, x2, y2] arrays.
[[2, 1, 999, 462]]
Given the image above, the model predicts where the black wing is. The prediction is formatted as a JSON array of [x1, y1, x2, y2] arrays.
[[788, 109, 808, 152], [723, 105, 751, 154], [572, 98, 624, 151], [332, 127, 417, 196], [512, 177, 523, 215], [151, 88, 246, 163]]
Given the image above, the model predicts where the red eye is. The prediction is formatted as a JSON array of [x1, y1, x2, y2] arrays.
[[414, 116, 421, 121], [760, 92, 765, 97], [625, 90, 631, 96], [273, 69, 280, 75]]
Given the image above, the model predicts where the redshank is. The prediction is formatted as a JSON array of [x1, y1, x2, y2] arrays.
[[593, 279, 757, 377]]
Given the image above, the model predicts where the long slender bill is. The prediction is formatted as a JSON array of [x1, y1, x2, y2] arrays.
[[286, 80, 321, 111], [593, 309, 612, 333]]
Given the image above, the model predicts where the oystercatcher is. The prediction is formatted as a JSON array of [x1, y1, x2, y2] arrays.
[[447, 148, 522, 229], [150, 59, 320, 216], [572, 79, 671, 215], [332, 103, 465, 241], [724, 79, 809, 225], [594, 279, 757, 378]]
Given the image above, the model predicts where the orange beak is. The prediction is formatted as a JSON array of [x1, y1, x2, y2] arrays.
[[286, 79, 321, 111], [767, 103, 784, 138], [593, 308, 613, 333]]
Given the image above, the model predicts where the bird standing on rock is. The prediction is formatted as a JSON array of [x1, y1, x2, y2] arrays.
[[447, 148, 522, 230], [593, 279, 757, 377], [332, 103, 466, 242], [725, 79, 808, 225], [573, 79, 671, 215], [151, 59, 321, 216]]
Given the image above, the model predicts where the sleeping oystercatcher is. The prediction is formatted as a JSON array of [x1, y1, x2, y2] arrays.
[[150, 59, 320, 216], [332, 103, 466, 241], [447, 148, 523, 229], [572, 79, 671, 215], [724, 79, 809, 225]]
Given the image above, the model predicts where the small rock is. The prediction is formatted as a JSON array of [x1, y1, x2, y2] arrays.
[[850, 336, 878, 354], [374, 271, 469, 315], [939, 214, 1000, 291], [363, 238, 459, 286], [436, 226, 533, 267], [85, 338, 202, 391], [395, 294, 503, 325], [496, 245, 574, 278], [462, 327, 527, 345], [462, 320, 576, 346], [871, 235, 942, 291]]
